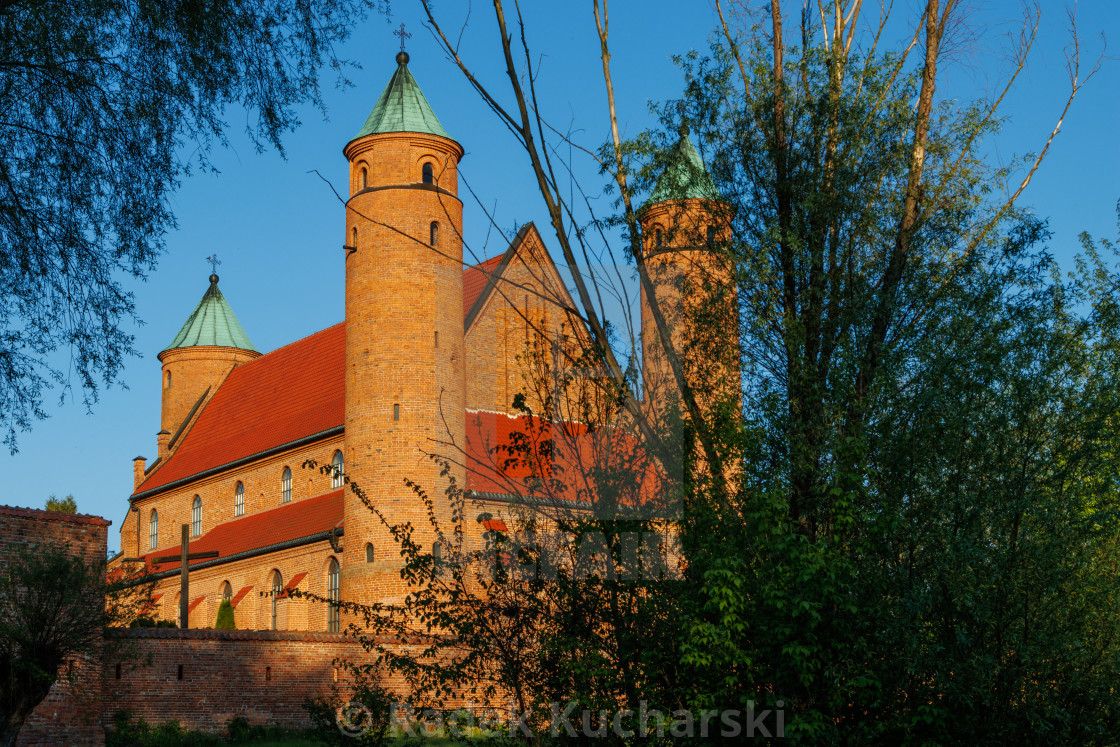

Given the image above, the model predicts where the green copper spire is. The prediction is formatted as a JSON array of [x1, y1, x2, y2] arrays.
[[647, 125, 719, 204], [354, 51, 451, 140], [163, 275, 258, 353]]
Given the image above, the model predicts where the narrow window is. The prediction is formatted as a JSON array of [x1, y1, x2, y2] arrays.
[[351, 227, 357, 247], [331, 450, 344, 489], [359, 166, 367, 189], [115, 664, 122, 680], [265, 666, 272, 681], [422, 162, 434, 184], [234, 481, 244, 517], [177, 664, 184, 681], [165, 370, 172, 389], [221, 581, 232, 601], [149, 509, 158, 550], [327, 558, 340, 633], [706, 225, 716, 244], [365, 543, 375, 563], [281, 467, 292, 503], [432, 541, 442, 564], [191, 496, 201, 537], [393, 404, 400, 421], [656, 227, 663, 247], [429, 221, 439, 247], [434, 331, 439, 348], [271, 571, 282, 630]]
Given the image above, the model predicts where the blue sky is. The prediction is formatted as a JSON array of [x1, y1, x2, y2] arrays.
[[4, 1, 1117, 550]]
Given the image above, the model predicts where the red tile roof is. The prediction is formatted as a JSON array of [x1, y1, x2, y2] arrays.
[[136, 324, 346, 495], [463, 255, 503, 318], [137, 490, 344, 572], [230, 585, 253, 609]]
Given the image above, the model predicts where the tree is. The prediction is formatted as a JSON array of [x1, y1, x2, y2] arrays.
[[0, 0, 389, 451], [300, 0, 1119, 741], [44, 494, 76, 513], [0, 546, 153, 746], [214, 599, 236, 630]]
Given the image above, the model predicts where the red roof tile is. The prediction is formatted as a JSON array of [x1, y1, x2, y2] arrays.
[[230, 586, 253, 609], [138, 490, 344, 571], [137, 324, 346, 494], [463, 255, 503, 319]]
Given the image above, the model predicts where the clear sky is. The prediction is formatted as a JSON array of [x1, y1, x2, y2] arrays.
[[3, 1, 1116, 552]]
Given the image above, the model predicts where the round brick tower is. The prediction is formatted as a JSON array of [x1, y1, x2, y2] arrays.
[[341, 51, 466, 605], [638, 125, 737, 416], [157, 274, 260, 460]]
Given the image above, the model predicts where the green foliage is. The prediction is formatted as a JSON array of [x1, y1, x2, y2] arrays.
[[215, 599, 237, 630], [303, 666, 392, 746], [0, 0, 389, 451], [0, 547, 156, 745], [128, 616, 177, 629], [44, 494, 76, 513], [108, 710, 313, 746]]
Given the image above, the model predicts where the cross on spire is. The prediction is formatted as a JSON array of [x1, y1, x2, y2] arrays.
[[206, 254, 221, 274], [393, 22, 411, 52]]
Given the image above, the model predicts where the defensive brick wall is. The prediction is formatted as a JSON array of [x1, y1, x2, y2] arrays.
[[2, 505, 110, 747], [21, 628, 426, 746]]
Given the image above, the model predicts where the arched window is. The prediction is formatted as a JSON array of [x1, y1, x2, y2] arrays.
[[655, 227, 663, 247], [281, 467, 292, 503], [432, 541, 442, 564], [351, 226, 357, 248], [148, 509, 158, 550], [234, 481, 244, 517], [331, 451, 344, 489], [165, 370, 172, 389], [429, 221, 439, 247], [359, 166, 367, 189], [327, 558, 340, 633], [422, 162, 434, 184], [270, 570, 283, 630], [220, 581, 232, 601], [365, 542, 375, 563], [191, 496, 201, 537], [706, 225, 716, 244]]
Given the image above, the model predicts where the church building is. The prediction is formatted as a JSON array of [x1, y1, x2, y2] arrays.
[[111, 50, 725, 632]]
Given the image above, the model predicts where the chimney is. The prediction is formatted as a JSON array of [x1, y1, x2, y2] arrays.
[[157, 430, 171, 459], [132, 456, 147, 491]]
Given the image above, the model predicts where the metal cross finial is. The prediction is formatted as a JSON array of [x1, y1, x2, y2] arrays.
[[393, 22, 412, 52], [206, 254, 221, 274]]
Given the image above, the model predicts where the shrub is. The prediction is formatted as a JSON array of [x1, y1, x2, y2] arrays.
[[304, 668, 392, 746], [215, 599, 236, 630]]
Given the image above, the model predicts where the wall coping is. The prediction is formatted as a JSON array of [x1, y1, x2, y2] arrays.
[[0, 504, 111, 527], [106, 627, 419, 644]]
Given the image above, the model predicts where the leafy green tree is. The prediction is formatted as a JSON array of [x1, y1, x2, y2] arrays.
[[0, 546, 155, 746], [214, 599, 236, 630], [0, 0, 388, 451], [44, 494, 76, 514]]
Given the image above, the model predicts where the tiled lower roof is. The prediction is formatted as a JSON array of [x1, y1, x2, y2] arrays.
[[137, 490, 344, 573]]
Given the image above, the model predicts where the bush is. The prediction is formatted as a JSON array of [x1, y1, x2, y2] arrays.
[[304, 668, 392, 746], [215, 599, 236, 630]]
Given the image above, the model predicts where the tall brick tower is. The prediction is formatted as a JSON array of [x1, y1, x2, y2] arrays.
[[341, 51, 466, 605], [639, 125, 738, 416], [157, 273, 260, 460]]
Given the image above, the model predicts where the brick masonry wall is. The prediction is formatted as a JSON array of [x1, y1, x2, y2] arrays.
[[122, 437, 344, 560], [0, 506, 110, 747], [101, 629, 421, 735]]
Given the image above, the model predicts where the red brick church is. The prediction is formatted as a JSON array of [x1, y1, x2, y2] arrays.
[[109, 50, 726, 632]]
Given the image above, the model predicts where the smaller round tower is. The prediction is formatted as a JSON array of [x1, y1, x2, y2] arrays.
[[157, 273, 260, 459], [638, 125, 737, 416]]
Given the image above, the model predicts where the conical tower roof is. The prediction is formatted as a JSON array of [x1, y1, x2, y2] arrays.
[[353, 51, 451, 140], [647, 126, 719, 205], [163, 275, 258, 353]]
